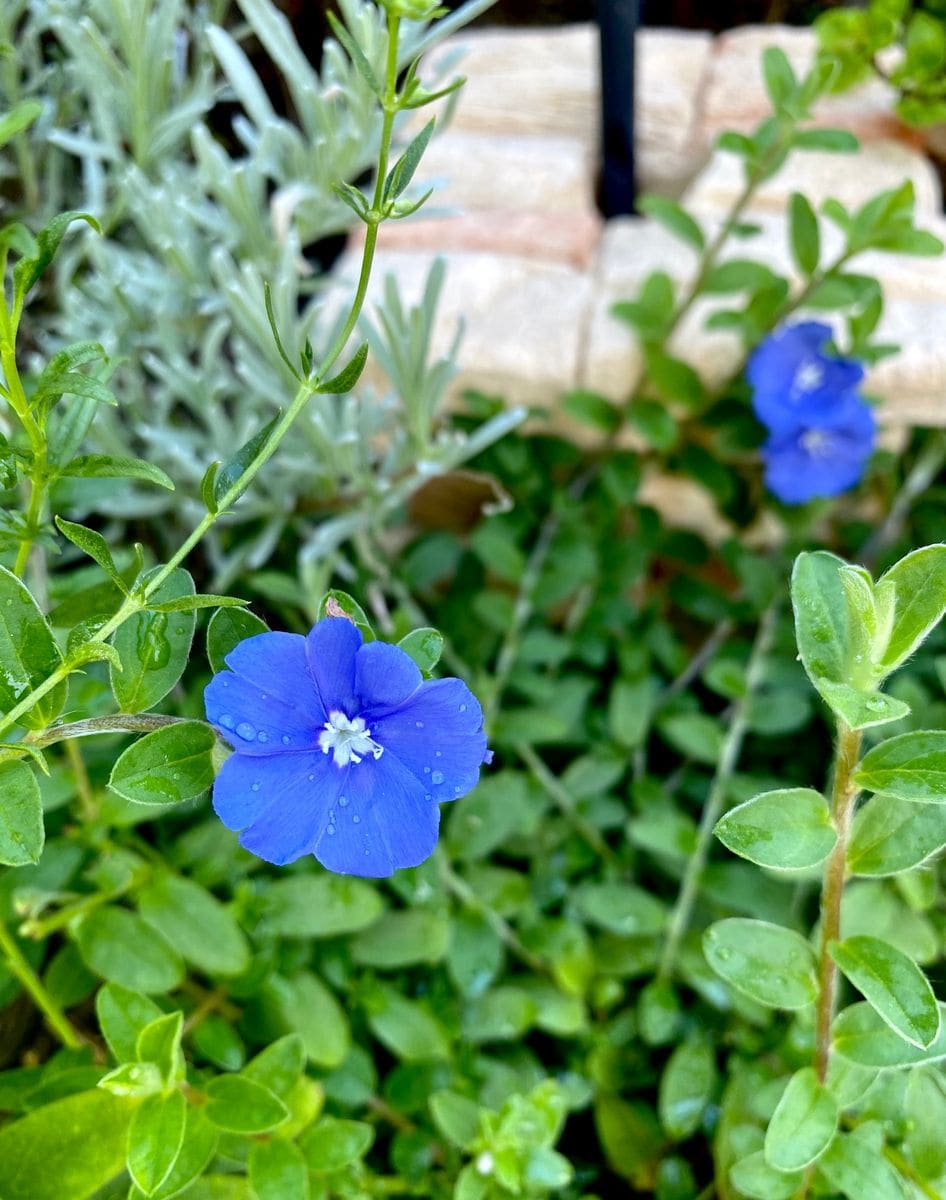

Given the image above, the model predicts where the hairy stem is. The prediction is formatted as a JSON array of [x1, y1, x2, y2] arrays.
[[657, 601, 779, 983], [0, 914, 83, 1049], [814, 721, 862, 1082]]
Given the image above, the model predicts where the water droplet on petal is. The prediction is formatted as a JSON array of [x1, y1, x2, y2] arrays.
[[423, 766, 431, 774], [251, 781, 261, 792], [454, 786, 462, 793], [459, 704, 466, 712], [327, 824, 336, 836], [353, 814, 361, 824], [219, 713, 235, 730], [339, 796, 349, 807], [425, 794, 432, 801], [236, 721, 256, 741], [431, 770, 444, 785], [281, 735, 291, 745], [257, 731, 269, 743], [435, 750, 442, 757], [415, 720, 424, 728], [308, 774, 315, 782]]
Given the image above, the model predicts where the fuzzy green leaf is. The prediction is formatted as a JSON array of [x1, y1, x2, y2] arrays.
[[854, 731, 946, 802], [715, 787, 836, 871], [829, 935, 940, 1048], [764, 1068, 838, 1172], [703, 918, 817, 1009]]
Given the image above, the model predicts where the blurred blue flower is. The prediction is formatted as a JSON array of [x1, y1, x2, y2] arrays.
[[761, 392, 876, 505], [747, 321, 865, 436], [205, 617, 489, 877]]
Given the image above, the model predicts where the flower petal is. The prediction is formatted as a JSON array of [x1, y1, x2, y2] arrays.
[[205, 671, 321, 755], [306, 618, 361, 717], [355, 640, 422, 712], [368, 678, 489, 803], [224, 632, 323, 720], [235, 754, 348, 865], [313, 751, 440, 877], [763, 401, 874, 504]]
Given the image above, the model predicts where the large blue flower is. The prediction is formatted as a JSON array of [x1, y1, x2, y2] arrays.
[[747, 321, 865, 436], [761, 392, 876, 505], [204, 617, 490, 877]]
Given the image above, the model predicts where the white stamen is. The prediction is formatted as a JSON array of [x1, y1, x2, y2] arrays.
[[792, 360, 824, 396], [318, 710, 384, 767], [800, 428, 834, 457]]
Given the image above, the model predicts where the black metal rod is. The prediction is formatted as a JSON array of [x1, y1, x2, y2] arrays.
[[597, 0, 640, 218]]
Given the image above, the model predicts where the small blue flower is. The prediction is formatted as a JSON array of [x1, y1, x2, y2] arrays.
[[204, 617, 490, 877], [761, 392, 876, 505], [747, 321, 865, 436]]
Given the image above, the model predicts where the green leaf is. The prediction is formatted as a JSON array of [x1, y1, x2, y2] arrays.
[[260, 972, 351, 1067], [55, 517, 127, 593], [110, 568, 196, 713], [789, 192, 820, 276], [0, 1088, 133, 1200], [258, 874, 383, 939], [429, 1091, 481, 1150], [242, 1035, 305, 1099], [644, 348, 705, 409], [794, 127, 859, 152], [877, 545, 946, 673], [397, 627, 444, 675], [300, 1117, 374, 1172], [854, 731, 946, 802], [0, 99, 42, 147], [262, 281, 303, 382], [834, 1001, 946, 1067], [59, 455, 174, 490], [814, 682, 910, 730], [905, 1069, 946, 1180], [13, 212, 100, 310], [791, 551, 851, 692], [326, 11, 381, 95], [658, 1037, 715, 1140], [730, 1152, 802, 1200], [383, 119, 435, 204], [214, 415, 280, 508], [762, 46, 798, 108], [368, 987, 450, 1062], [0, 760, 44, 866], [575, 882, 666, 937], [829, 935, 940, 1048], [316, 590, 373, 639], [352, 909, 449, 968], [75, 908, 184, 994], [145, 1107, 217, 1200], [703, 919, 817, 1009], [0, 564, 67, 730], [764, 1068, 838, 1172], [637, 195, 705, 251], [315, 342, 369, 395], [136, 873, 250, 978], [715, 787, 836, 871], [206, 606, 269, 674], [136, 1011, 185, 1088], [96, 984, 163, 1062], [146, 593, 247, 614], [108, 721, 216, 807], [816, 1131, 906, 1200], [249, 1139, 310, 1200], [204, 1075, 288, 1134], [847, 793, 946, 876], [98, 1062, 164, 1098], [127, 1091, 186, 1197], [703, 260, 781, 294]]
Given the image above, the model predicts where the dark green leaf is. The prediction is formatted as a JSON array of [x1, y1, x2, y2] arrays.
[[847, 793, 946, 876], [658, 1037, 715, 1140], [789, 192, 820, 276], [0, 760, 43, 866], [0, 565, 67, 730], [830, 935, 940, 1048], [13, 212, 100, 309], [315, 342, 369, 395], [60, 455, 174, 491], [206, 606, 269, 674], [214, 415, 280, 507], [147, 593, 247, 614], [75, 908, 183, 994], [108, 721, 215, 807], [55, 517, 127, 592], [300, 1117, 374, 1172], [137, 872, 250, 977], [877, 544, 946, 673], [854, 731, 946, 802], [383, 119, 435, 204]]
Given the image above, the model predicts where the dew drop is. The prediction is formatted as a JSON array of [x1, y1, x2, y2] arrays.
[[327, 824, 336, 836], [235, 721, 256, 741], [219, 713, 235, 730], [431, 770, 444, 785], [459, 704, 466, 712], [257, 731, 269, 743], [260, 693, 268, 701], [435, 750, 442, 758], [423, 766, 431, 774], [308, 774, 315, 782], [339, 796, 349, 807], [281, 734, 291, 745]]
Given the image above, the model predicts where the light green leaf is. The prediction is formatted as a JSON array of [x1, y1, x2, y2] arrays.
[[214, 415, 279, 507], [814, 682, 910, 731], [0, 760, 44, 866], [257, 875, 383, 939], [55, 517, 127, 592], [76, 908, 184, 994], [658, 1037, 715, 1140], [137, 1012, 185, 1088], [13, 211, 99, 309], [637, 195, 705, 251], [145, 1107, 217, 1200], [98, 1061, 164, 1098], [146, 594, 247, 614], [300, 1117, 374, 1173], [791, 551, 851, 692], [834, 1001, 946, 1067], [351, 909, 449, 968], [110, 569, 196, 713], [816, 1130, 906, 1200], [877, 544, 946, 673], [206, 606, 269, 674], [0, 564, 67, 730], [108, 721, 215, 807], [95, 983, 162, 1062], [715, 787, 836, 871], [260, 972, 350, 1068], [60, 455, 174, 490], [905, 1069, 946, 1180], [730, 1153, 802, 1200], [575, 882, 666, 937], [368, 987, 451, 1062], [397, 627, 444, 675], [0, 1088, 133, 1200], [854, 730, 946, 802], [248, 1139, 309, 1200], [764, 1068, 838, 1172], [242, 1035, 305, 1099], [847, 793, 946, 876], [204, 1076, 288, 1134], [0, 99, 42, 147], [789, 192, 820, 277], [829, 935, 940, 1048], [127, 1091, 186, 1197], [136, 873, 250, 978], [429, 1091, 481, 1149], [703, 919, 817, 1009]]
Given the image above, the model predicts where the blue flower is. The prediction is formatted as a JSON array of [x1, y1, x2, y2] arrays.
[[761, 392, 876, 505], [747, 321, 865, 436], [204, 617, 490, 877]]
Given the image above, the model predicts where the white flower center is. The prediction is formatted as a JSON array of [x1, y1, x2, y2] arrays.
[[318, 710, 384, 767], [792, 360, 824, 396], [800, 428, 834, 457]]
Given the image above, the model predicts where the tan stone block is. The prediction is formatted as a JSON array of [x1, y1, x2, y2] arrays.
[[683, 139, 942, 220], [867, 299, 946, 427], [358, 208, 602, 270]]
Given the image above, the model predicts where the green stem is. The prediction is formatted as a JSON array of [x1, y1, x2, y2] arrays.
[[0, 913, 83, 1049], [516, 741, 618, 866], [814, 721, 862, 1083], [657, 601, 779, 983]]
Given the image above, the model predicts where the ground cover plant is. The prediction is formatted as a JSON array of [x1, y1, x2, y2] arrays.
[[0, 1, 946, 1198]]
